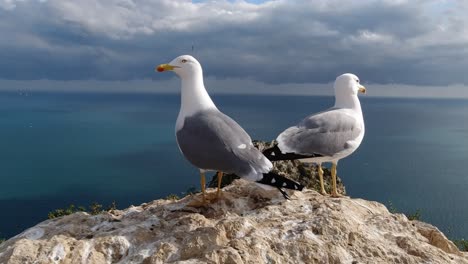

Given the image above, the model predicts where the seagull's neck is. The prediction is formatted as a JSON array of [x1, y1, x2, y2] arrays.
[[334, 94, 362, 115], [176, 74, 217, 130]]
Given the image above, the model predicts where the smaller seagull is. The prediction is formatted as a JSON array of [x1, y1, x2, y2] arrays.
[[156, 55, 303, 204], [263, 73, 366, 197]]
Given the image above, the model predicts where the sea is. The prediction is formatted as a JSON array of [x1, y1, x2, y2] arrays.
[[0, 91, 467, 240]]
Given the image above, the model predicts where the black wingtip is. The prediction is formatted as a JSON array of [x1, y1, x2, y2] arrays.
[[257, 172, 304, 198], [262, 145, 283, 161], [263, 145, 322, 161], [277, 187, 290, 199]]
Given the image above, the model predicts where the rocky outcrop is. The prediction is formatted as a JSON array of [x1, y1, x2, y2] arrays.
[[0, 180, 466, 264], [209, 140, 346, 195]]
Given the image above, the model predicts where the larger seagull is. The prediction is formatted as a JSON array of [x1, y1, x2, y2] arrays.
[[263, 73, 366, 197], [156, 55, 303, 203]]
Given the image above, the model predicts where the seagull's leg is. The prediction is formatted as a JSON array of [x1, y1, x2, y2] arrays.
[[318, 163, 327, 195], [200, 171, 207, 202], [187, 171, 209, 207], [216, 171, 223, 199], [331, 162, 341, 197]]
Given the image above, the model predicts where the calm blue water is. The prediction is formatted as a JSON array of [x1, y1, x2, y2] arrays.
[[0, 91, 467, 240]]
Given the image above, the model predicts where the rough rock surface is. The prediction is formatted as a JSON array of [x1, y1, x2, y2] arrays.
[[1, 180, 466, 264]]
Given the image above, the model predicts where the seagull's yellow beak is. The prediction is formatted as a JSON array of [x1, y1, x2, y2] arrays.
[[358, 84, 366, 94], [155, 64, 178, 72]]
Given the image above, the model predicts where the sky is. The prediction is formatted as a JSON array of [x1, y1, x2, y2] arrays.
[[1, 0, 468, 97]]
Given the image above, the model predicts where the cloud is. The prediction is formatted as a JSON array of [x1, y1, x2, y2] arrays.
[[0, 0, 467, 89]]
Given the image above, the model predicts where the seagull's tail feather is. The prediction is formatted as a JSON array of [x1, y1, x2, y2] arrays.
[[257, 172, 304, 199], [263, 145, 321, 161]]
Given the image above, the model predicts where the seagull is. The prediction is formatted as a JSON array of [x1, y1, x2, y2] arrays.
[[156, 55, 303, 203], [263, 73, 366, 197]]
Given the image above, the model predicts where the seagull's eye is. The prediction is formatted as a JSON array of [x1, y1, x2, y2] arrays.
[[356, 79, 360, 83], [181, 59, 188, 63]]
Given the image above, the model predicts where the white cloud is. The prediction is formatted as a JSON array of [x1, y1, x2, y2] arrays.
[[355, 30, 394, 44], [0, 0, 46, 10], [0, 0, 21, 10], [44, 0, 267, 39], [1, 0, 468, 91]]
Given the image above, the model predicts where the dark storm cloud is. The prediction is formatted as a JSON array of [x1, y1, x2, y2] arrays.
[[0, 0, 467, 86]]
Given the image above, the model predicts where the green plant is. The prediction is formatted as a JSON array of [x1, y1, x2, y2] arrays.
[[453, 239, 468, 252], [166, 194, 180, 200], [386, 201, 421, 221], [89, 202, 103, 215], [387, 201, 398, 214], [406, 209, 421, 221], [48, 204, 81, 219], [48, 202, 118, 219], [106, 201, 117, 212]]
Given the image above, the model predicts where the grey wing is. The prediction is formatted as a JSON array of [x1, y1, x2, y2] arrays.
[[176, 110, 272, 179], [277, 109, 362, 157]]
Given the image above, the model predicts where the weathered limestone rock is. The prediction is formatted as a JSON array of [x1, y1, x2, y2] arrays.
[[1, 180, 466, 264]]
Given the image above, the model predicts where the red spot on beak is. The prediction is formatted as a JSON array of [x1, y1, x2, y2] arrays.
[[157, 66, 164, 72]]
